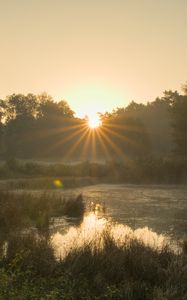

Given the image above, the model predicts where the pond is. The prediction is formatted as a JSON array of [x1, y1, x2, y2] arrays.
[[1, 184, 187, 259], [60, 184, 187, 241]]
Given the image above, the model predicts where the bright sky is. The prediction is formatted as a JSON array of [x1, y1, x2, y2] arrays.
[[0, 0, 187, 117]]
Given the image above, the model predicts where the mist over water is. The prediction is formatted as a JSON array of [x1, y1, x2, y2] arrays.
[[59, 184, 187, 240], [0, 184, 185, 260], [51, 184, 186, 259]]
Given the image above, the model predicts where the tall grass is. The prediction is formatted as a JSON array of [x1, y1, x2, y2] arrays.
[[0, 191, 85, 234], [50, 214, 187, 299], [0, 186, 187, 299], [0, 220, 187, 299]]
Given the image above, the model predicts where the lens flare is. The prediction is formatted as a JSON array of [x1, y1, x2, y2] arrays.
[[53, 179, 63, 188]]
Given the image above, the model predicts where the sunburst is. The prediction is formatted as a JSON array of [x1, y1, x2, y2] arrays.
[[87, 114, 102, 129]]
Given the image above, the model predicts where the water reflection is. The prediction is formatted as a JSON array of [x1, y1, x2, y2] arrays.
[[51, 207, 174, 260], [1, 184, 185, 260], [90, 201, 106, 217], [68, 184, 187, 240]]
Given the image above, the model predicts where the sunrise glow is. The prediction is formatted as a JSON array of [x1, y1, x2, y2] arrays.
[[88, 115, 102, 129]]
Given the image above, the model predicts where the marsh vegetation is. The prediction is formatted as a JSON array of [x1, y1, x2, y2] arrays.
[[0, 186, 187, 299], [0, 212, 187, 299]]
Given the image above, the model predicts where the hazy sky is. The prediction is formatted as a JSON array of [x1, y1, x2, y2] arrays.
[[0, 0, 187, 117]]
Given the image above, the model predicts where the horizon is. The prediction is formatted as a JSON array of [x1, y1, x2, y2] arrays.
[[0, 84, 184, 119]]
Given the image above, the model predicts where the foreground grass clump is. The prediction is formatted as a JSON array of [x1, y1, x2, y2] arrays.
[[0, 220, 187, 299], [0, 191, 85, 233], [55, 220, 187, 299], [62, 238, 179, 299]]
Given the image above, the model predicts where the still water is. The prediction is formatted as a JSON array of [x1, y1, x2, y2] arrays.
[[60, 184, 187, 241]]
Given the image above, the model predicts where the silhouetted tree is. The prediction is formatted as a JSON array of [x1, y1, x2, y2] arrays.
[[0, 85, 186, 162], [1, 93, 77, 158], [169, 89, 187, 157], [101, 108, 151, 159], [1, 94, 37, 157], [124, 97, 172, 156]]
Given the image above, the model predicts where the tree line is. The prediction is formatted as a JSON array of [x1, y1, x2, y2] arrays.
[[0, 86, 186, 161]]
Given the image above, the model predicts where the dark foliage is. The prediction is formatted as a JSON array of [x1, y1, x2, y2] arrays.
[[0, 229, 187, 299]]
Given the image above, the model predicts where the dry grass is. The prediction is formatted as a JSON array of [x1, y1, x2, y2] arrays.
[[0, 224, 186, 299], [0, 190, 85, 233]]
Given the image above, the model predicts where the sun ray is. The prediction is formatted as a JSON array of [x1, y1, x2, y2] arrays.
[[95, 130, 121, 174], [90, 129, 97, 160], [79, 129, 92, 160], [103, 121, 144, 133], [45, 125, 87, 155], [95, 129, 112, 161], [99, 129, 130, 161], [62, 127, 90, 160], [21, 121, 86, 143], [102, 125, 137, 147]]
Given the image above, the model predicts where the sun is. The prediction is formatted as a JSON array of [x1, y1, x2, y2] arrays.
[[88, 114, 102, 129]]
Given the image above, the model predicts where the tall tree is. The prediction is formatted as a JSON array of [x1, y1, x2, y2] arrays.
[[170, 89, 187, 157], [101, 108, 151, 160]]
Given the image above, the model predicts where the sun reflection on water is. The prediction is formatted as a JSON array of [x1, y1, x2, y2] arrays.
[[51, 206, 172, 260]]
